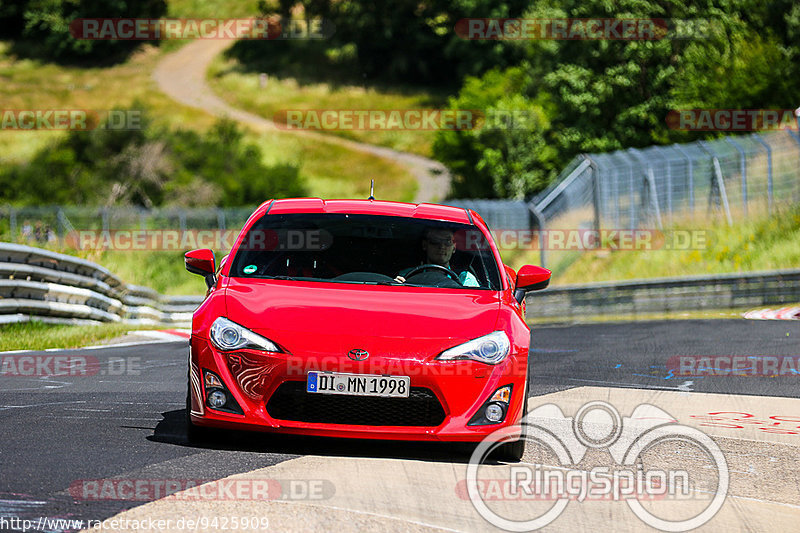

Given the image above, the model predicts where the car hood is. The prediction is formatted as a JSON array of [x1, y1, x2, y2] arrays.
[[223, 278, 501, 361]]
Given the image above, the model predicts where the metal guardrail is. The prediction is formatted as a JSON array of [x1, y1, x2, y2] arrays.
[[4, 243, 797, 325], [525, 269, 800, 318], [0, 243, 203, 326]]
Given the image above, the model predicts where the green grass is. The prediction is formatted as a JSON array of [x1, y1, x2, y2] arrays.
[[167, 0, 262, 18], [527, 308, 751, 325], [207, 54, 447, 157], [248, 130, 417, 202], [0, 321, 160, 352], [0, 34, 418, 201], [540, 204, 800, 285]]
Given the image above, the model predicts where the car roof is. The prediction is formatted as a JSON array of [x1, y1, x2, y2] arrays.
[[257, 198, 474, 224]]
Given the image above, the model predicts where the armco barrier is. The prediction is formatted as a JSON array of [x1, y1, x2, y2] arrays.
[[5, 242, 797, 324], [0, 243, 203, 325], [526, 269, 800, 318]]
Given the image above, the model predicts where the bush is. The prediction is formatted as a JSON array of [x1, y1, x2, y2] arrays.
[[2, 0, 167, 62], [0, 108, 306, 207]]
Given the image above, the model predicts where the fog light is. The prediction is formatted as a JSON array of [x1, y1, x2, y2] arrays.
[[208, 390, 227, 409], [485, 402, 505, 423]]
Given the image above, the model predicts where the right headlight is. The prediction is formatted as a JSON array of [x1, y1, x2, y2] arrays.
[[436, 331, 511, 365], [209, 317, 283, 352]]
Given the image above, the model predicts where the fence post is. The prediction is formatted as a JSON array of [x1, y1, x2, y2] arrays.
[[628, 165, 636, 230], [217, 208, 226, 231], [752, 133, 773, 213], [56, 207, 66, 244], [725, 137, 748, 216], [626, 149, 663, 229], [712, 157, 733, 225], [788, 129, 800, 148], [642, 148, 673, 219], [698, 142, 733, 226], [585, 155, 601, 233], [673, 144, 694, 211], [527, 203, 546, 269], [7, 206, 16, 241], [645, 169, 664, 230]]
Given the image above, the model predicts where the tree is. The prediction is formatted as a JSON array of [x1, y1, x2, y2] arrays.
[[435, 0, 800, 198], [9, 0, 167, 62]]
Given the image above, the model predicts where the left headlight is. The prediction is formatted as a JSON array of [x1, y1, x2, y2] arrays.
[[436, 331, 511, 365], [209, 317, 283, 352]]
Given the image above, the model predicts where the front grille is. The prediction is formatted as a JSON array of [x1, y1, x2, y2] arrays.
[[266, 381, 446, 427]]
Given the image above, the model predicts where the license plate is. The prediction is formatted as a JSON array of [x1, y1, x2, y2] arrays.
[[306, 371, 410, 398]]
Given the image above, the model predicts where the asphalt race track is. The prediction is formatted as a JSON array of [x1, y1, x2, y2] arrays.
[[1, 319, 798, 532]]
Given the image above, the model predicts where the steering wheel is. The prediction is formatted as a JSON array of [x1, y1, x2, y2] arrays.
[[404, 263, 461, 283]]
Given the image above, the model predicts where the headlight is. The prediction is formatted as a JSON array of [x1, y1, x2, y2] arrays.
[[436, 331, 511, 365], [209, 317, 283, 352]]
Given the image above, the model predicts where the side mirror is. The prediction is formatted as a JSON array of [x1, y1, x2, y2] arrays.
[[514, 265, 551, 303], [185, 249, 216, 289]]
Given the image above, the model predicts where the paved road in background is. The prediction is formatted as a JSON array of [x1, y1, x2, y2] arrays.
[[153, 39, 451, 203]]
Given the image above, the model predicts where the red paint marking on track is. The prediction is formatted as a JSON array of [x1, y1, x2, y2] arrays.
[[158, 329, 191, 339], [743, 306, 800, 320]]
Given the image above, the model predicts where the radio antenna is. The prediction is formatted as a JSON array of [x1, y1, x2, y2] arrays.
[[368, 179, 375, 200]]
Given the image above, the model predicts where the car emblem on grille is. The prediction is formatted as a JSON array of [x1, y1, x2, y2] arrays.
[[347, 349, 369, 361]]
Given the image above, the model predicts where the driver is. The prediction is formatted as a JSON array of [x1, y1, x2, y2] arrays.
[[394, 228, 480, 287]]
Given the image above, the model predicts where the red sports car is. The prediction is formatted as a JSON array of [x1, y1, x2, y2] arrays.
[[184, 198, 550, 459]]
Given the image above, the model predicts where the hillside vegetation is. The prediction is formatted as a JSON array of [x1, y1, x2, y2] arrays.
[[498, 204, 800, 285]]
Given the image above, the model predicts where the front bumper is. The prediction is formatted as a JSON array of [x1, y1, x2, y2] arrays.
[[188, 335, 528, 442]]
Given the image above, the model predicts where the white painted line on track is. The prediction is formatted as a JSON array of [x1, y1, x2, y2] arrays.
[[0, 330, 189, 355]]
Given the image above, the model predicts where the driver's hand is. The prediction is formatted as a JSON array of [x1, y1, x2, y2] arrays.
[[394, 276, 406, 283]]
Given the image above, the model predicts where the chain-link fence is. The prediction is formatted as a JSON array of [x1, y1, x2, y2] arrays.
[[0, 205, 256, 245], [535, 130, 800, 234], [3, 130, 799, 267]]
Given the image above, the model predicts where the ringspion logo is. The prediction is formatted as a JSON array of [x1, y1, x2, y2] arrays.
[[466, 401, 728, 531]]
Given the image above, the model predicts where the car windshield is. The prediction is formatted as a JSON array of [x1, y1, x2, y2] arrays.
[[230, 213, 502, 290]]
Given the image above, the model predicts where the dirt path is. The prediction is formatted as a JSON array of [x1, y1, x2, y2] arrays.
[[152, 39, 451, 203]]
